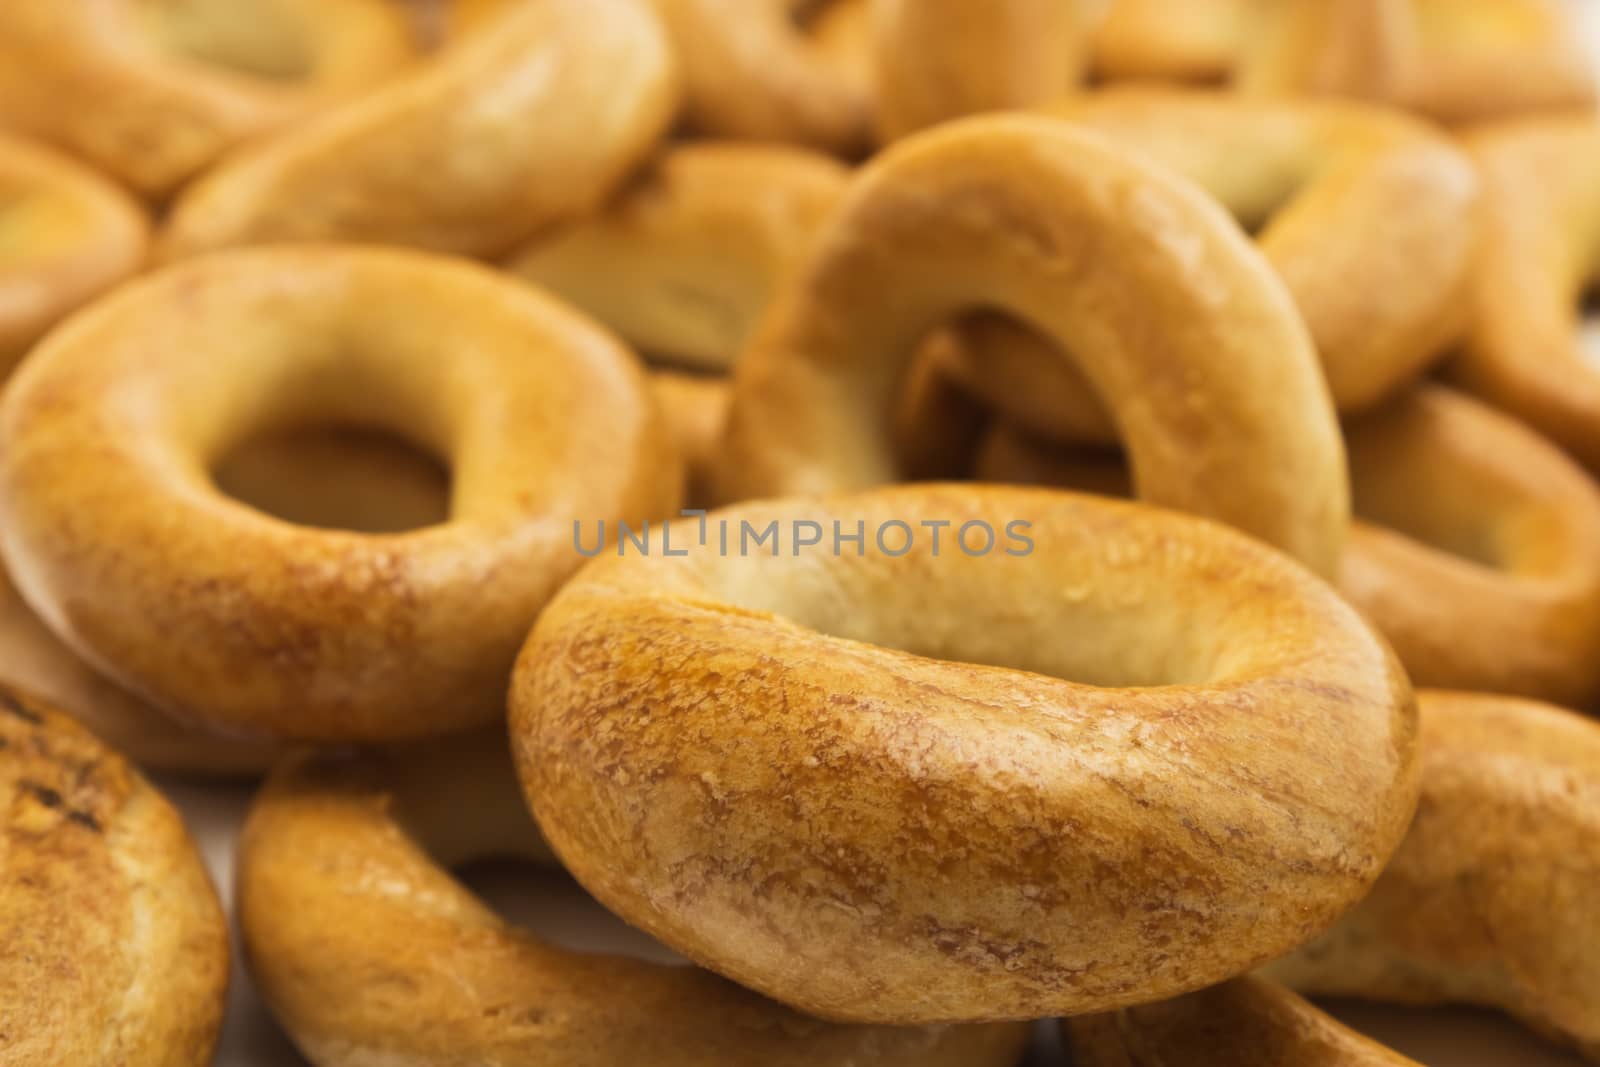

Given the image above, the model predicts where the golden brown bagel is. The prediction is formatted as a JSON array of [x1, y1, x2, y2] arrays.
[[653, 0, 873, 155], [1264, 690, 1600, 1061], [1452, 117, 1600, 475], [509, 142, 849, 372], [871, 0, 1089, 142], [717, 114, 1348, 577], [650, 371, 731, 510], [0, 245, 678, 743], [240, 729, 1031, 1066], [1065, 976, 1423, 1066], [975, 385, 1600, 708], [1090, 0, 1247, 84], [0, 132, 147, 373], [0, 683, 229, 1064], [0, 0, 414, 198], [1341, 387, 1600, 709], [1241, 0, 1597, 124], [160, 0, 678, 259], [512, 483, 1418, 1024], [936, 90, 1479, 446]]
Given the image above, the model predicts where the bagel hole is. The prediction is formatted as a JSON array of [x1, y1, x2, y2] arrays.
[[137, 0, 318, 81], [212, 423, 450, 534]]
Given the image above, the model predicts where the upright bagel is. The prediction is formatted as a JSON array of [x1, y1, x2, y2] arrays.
[[936, 90, 1479, 447], [1241, 0, 1596, 124], [0, 0, 414, 198], [239, 730, 1030, 1066], [653, 0, 873, 155], [1264, 690, 1600, 1061], [161, 0, 678, 259], [509, 142, 849, 371], [0, 683, 229, 1064], [871, 0, 1088, 142], [1065, 976, 1422, 1066], [0, 132, 147, 372], [512, 484, 1417, 1023], [717, 114, 1347, 577], [0, 245, 679, 742], [1453, 117, 1600, 475]]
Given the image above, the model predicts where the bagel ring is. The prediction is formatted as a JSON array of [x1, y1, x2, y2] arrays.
[[871, 0, 1089, 142], [160, 0, 678, 259], [512, 483, 1417, 1023], [973, 384, 1600, 708], [0, 245, 679, 743], [0, 682, 229, 1063], [0, 0, 415, 198], [935, 89, 1479, 447], [1241, 0, 1597, 125], [1452, 117, 1600, 475], [239, 729, 1031, 1066], [717, 114, 1348, 577], [652, 0, 874, 156], [1065, 975, 1422, 1066], [509, 142, 849, 372], [1090, 0, 1247, 84], [0, 132, 148, 373], [1264, 689, 1600, 1061]]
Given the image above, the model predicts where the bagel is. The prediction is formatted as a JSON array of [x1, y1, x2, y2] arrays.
[[652, 0, 873, 156], [1263, 689, 1600, 1061], [974, 385, 1600, 708], [512, 483, 1418, 1023], [0, 682, 229, 1064], [1341, 387, 1600, 708], [1241, 0, 1597, 124], [1452, 117, 1600, 475], [0, 245, 679, 743], [239, 729, 1031, 1066], [160, 0, 678, 259], [1065, 975, 1422, 1066], [717, 114, 1348, 577], [0, 132, 147, 373], [871, 0, 1089, 142], [934, 89, 1479, 447], [0, 0, 414, 198], [508, 142, 849, 372], [1090, 0, 1247, 84]]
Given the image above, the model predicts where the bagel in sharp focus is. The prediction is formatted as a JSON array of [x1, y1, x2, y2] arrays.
[[239, 729, 1031, 1066], [0, 245, 679, 743], [1263, 689, 1600, 1062], [716, 113, 1348, 577], [1453, 116, 1600, 476], [652, 0, 874, 156], [0, 682, 229, 1064], [160, 0, 679, 259], [0, 132, 148, 374], [508, 142, 849, 372], [1064, 975, 1423, 1066], [871, 0, 1089, 142], [512, 483, 1418, 1023], [0, 0, 415, 198], [935, 89, 1479, 447]]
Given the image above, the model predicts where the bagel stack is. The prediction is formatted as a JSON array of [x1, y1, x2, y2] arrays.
[[1, 4, 1598, 1066]]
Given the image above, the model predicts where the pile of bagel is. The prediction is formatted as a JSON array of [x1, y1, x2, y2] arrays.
[[3, 1, 1600, 1064]]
